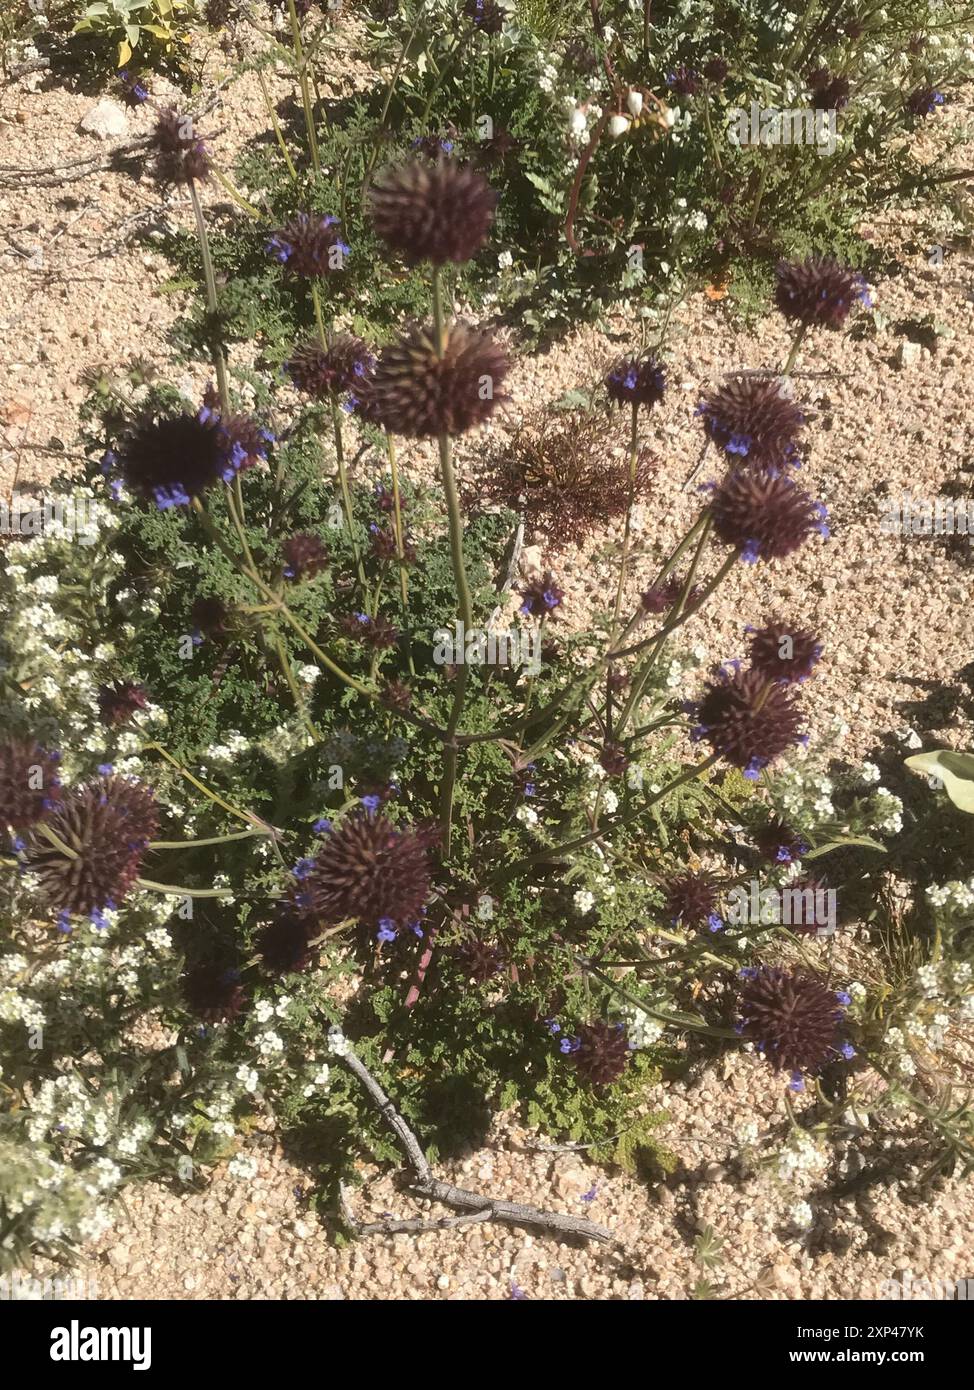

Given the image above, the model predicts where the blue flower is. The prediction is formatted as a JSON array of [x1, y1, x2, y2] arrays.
[[376, 919, 397, 944], [360, 794, 381, 814]]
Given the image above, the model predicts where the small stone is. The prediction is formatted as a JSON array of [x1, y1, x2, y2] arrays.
[[518, 544, 543, 577], [79, 100, 128, 141], [553, 1166, 590, 1200], [896, 341, 921, 369]]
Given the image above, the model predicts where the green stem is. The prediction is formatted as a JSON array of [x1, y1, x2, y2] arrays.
[[310, 281, 369, 602], [188, 178, 229, 413], [361, 0, 429, 197], [575, 956, 739, 1039], [148, 829, 268, 851], [746, 163, 770, 234], [493, 755, 719, 884], [136, 879, 235, 898], [257, 67, 298, 180], [432, 266, 473, 856], [288, 0, 321, 175], [387, 432, 416, 677], [616, 514, 715, 735], [274, 635, 321, 741], [210, 167, 262, 219], [143, 742, 272, 833], [782, 322, 808, 375], [611, 400, 640, 630]]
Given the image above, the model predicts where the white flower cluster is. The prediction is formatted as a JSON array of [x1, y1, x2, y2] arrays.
[[622, 1004, 664, 1049], [777, 1128, 826, 1185], [0, 1136, 115, 1247], [927, 878, 974, 912]]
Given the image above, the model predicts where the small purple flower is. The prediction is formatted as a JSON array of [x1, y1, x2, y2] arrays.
[[376, 919, 397, 944], [839, 1042, 856, 1060], [313, 817, 332, 834], [835, 990, 851, 1007], [789, 1071, 805, 1093], [361, 794, 381, 814]]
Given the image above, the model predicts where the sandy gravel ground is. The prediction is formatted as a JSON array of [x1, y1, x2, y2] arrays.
[[4, 37, 974, 1299]]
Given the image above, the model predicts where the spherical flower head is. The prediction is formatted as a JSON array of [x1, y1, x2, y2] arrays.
[[115, 409, 257, 510], [339, 612, 399, 650], [519, 571, 564, 619], [464, 0, 505, 34], [382, 680, 413, 713], [0, 739, 62, 831], [267, 212, 349, 278], [369, 525, 416, 564], [571, 1019, 632, 1087], [702, 56, 729, 83], [641, 575, 702, 615], [806, 67, 851, 110], [183, 963, 246, 1022], [698, 375, 805, 470], [599, 741, 629, 777], [710, 469, 828, 562], [368, 159, 498, 265], [475, 126, 521, 169], [665, 870, 720, 928], [190, 595, 230, 636], [774, 257, 870, 330], [605, 355, 666, 411], [286, 335, 374, 400], [359, 320, 508, 438], [204, 0, 238, 27], [97, 680, 149, 727], [292, 810, 434, 936], [23, 775, 158, 918], [456, 935, 506, 982], [785, 876, 838, 936], [692, 666, 805, 775], [668, 66, 701, 97], [152, 108, 210, 184], [257, 913, 315, 974], [207, 402, 273, 477], [747, 619, 823, 683], [119, 70, 150, 107], [738, 966, 847, 1075], [906, 86, 944, 117], [282, 532, 328, 580], [753, 815, 809, 866]]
